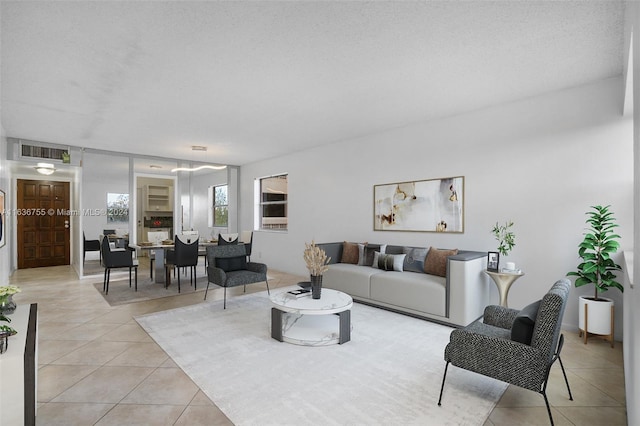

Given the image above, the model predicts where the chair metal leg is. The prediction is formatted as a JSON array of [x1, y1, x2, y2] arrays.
[[558, 355, 573, 401], [103, 269, 108, 292], [177, 271, 181, 293], [150, 258, 154, 279], [542, 391, 555, 426], [129, 267, 132, 288], [204, 282, 210, 300], [438, 361, 450, 406], [105, 269, 111, 295], [266, 279, 270, 295], [134, 267, 138, 291], [223, 287, 227, 309]]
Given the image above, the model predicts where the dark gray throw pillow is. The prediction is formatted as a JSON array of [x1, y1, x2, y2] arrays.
[[511, 300, 541, 345], [216, 256, 247, 272]]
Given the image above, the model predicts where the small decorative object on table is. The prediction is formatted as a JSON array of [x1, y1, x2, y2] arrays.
[[0, 285, 20, 315], [303, 240, 331, 299], [287, 288, 311, 299], [487, 252, 499, 272]]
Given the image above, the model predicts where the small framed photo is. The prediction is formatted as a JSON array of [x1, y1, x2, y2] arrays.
[[487, 251, 499, 272]]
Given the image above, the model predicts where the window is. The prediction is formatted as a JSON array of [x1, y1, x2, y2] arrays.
[[212, 185, 228, 227], [258, 174, 288, 230], [106, 193, 129, 223]]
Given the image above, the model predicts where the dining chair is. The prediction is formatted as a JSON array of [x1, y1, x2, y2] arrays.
[[100, 237, 138, 294], [165, 235, 199, 293], [240, 230, 253, 261], [83, 232, 101, 265], [218, 233, 239, 245]]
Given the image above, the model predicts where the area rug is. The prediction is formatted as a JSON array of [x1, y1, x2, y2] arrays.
[[135, 288, 507, 425], [92, 277, 207, 306]]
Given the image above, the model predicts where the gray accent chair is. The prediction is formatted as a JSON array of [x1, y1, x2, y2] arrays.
[[438, 279, 573, 426], [204, 244, 269, 309]]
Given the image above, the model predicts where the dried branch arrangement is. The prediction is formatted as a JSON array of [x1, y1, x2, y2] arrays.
[[303, 240, 331, 276]]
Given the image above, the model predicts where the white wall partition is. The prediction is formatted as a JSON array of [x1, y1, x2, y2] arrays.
[[240, 77, 633, 338]]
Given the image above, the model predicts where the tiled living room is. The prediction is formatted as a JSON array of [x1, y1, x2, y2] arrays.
[[1, 1, 639, 425], [8, 263, 627, 425]]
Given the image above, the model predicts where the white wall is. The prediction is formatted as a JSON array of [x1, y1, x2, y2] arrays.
[[240, 77, 633, 338], [0, 124, 10, 283]]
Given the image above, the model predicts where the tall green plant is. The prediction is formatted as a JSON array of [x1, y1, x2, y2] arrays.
[[492, 221, 515, 256], [567, 205, 623, 299]]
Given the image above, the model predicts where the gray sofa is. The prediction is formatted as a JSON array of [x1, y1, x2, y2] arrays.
[[318, 242, 489, 327]]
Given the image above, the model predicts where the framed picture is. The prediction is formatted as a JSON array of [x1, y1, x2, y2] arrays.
[[373, 176, 464, 232], [0, 190, 5, 248], [487, 251, 499, 272]]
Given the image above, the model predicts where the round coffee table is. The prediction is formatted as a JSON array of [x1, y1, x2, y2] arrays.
[[270, 288, 353, 346]]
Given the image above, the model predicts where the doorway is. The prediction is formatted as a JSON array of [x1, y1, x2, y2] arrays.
[[17, 179, 71, 268]]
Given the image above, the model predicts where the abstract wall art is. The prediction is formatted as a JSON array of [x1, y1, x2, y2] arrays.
[[373, 176, 464, 232]]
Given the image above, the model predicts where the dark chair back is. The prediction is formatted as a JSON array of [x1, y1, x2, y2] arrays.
[[173, 235, 199, 267], [241, 231, 253, 257], [101, 237, 134, 267]]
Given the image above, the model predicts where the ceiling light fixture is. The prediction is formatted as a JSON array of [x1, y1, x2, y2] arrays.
[[149, 165, 163, 169], [171, 164, 227, 172], [170, 146, 227, 172], [35, 162, 56, 175]]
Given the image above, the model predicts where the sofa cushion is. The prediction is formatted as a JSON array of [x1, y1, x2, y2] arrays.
[[341, 241, 360, 264], [402, 247, 428, 273], [511, 300, 541, 345], [357, 243, 368, 265], [323, 263, 382, 298], [370, 271, 446, 316], [364, 244, 386, 266], [216, 255, 247, 272], [376, 253, 406, 271], [424, 247, 459, 277]]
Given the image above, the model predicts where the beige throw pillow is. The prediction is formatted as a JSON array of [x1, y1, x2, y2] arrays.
[[340, 241, 360, 264]]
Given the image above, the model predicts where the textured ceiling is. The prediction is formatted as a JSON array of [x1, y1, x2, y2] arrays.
[[0, 1, 625, 166]]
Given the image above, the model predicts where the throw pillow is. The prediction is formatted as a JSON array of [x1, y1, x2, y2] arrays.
[[340, 241, 360, 264], [357, 243, 368, 266], [377, 253, 406, 271], [216, 255, 247, 272], [423, 247, 459, 277], [402, 247, 429, 273], [364, 244, 386, 266], [511, 300, 541, 345]]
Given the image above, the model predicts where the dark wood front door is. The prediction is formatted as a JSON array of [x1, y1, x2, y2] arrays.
[[17, 179, 70, 269]]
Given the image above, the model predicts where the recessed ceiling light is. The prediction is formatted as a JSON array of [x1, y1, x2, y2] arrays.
[[149, 165, 162, 169], [191, 145, 207, 151]]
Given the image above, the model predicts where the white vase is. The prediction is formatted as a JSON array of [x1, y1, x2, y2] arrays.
[[578, 295, 613, 335]]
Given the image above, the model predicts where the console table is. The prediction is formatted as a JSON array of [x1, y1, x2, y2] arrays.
[[0, 303, 38, 425]]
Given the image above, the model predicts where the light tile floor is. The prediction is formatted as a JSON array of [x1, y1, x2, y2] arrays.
[[8, 264, 627, 425]]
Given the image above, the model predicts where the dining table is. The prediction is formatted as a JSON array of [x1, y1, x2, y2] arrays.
[[129, 240, 220, 284]]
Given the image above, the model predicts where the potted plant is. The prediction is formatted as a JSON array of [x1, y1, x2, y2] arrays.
[[0, 285, 20, 315], [303, 241, 331, 299], [491, 221, 516, 270], [566, 205, 622, 347], [0, 313, 17, 354]]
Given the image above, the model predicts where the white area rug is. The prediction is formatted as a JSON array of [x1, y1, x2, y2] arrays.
[[135, 288, 507, 425]]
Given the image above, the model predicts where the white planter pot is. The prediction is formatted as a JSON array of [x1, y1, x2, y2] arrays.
[[578, 295, 613, 335]]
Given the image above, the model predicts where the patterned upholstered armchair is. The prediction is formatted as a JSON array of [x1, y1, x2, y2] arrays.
[[204, 244, 270, 309], [438, 279, 573, 425]]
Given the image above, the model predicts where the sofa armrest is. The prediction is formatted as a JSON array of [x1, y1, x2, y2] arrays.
[[207, 266, 227, 286], [247, 262, 267, 274], [483, 305, 520, 329], [446, 253, 490, 326]]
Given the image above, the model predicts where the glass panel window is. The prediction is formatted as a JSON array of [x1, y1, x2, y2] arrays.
[[259, 174, 288, 230], [213, 185, 228, 227]]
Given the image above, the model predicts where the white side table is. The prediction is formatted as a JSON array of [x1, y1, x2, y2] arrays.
[[484, 270, 525, 308]]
